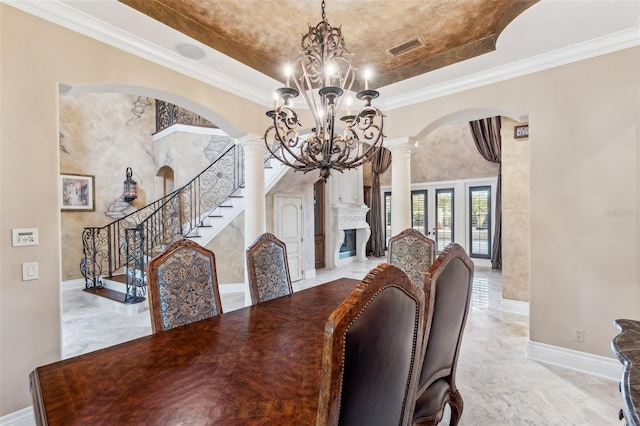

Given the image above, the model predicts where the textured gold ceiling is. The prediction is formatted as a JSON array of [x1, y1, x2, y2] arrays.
[[119, 0, 538, 89]]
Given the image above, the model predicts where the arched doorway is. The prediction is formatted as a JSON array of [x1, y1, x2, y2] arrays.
[[412, 108, 530, 308], [155, 165, 175, 200]]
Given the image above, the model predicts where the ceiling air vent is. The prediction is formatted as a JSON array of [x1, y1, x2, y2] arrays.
[[387, 37, 425, 57]]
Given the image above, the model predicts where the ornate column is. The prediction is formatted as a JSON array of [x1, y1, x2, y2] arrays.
[[385, 137, 415, 237], [237, 134, 265, 305]]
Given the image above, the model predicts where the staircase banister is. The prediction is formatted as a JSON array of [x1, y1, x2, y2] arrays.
[[80, 141, 247, 300], [176, 143, 237, 192]]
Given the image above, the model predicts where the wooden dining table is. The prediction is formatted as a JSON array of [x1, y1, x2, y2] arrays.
[[30, 277, 360, 425]]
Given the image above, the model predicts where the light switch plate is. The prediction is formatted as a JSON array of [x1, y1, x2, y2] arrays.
[[22, 262, 39, 281], [12, 228, 39, 246]]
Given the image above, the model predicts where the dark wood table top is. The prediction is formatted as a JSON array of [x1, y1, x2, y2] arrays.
[[30, 278, 359, 426]]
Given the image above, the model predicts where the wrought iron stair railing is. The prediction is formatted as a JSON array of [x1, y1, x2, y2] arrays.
[[80, 144, 244, 303]]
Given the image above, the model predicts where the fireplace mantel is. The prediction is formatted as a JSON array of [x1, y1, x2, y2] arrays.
[[333, 204, 370, 230], [330, 204, 370, 267]]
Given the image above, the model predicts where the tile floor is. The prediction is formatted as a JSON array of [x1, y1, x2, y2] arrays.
[[61, 258, 622, 425]]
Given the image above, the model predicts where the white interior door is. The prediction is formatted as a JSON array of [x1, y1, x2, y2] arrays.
[[274, 194, 304, 282]]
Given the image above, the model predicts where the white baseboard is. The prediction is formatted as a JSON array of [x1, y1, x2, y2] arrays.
[[526, 340, 621, 380], [61, 278, 84, 291], [218, 282, 245, 294], [304, 268, 316, 280], [500, 298, 529, 316], [0, 406, 35, 426], [472, 258, 492, 268]]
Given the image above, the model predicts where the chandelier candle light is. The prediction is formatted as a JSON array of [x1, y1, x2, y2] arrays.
[[264, 0, 385, 181]]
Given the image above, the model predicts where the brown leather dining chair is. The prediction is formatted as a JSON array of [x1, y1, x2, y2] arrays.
[[412, 243, 474, 426], [147, 238, 223, 333], [246, 232, 293, 305], [388, 228, 437, 287], [317, 263, 426, 426]]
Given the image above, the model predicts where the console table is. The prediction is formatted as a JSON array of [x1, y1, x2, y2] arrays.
[[612, 319, 640, 425]]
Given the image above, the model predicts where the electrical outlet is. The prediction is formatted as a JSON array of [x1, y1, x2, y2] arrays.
[[573, 328, 584, 342]]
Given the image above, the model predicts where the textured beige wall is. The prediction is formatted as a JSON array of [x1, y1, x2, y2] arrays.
[[206, 213, 245, 284], [153, 130, 233, 188], [59, 93, 156, 280], [501, 118, 530, 302], [379, 122, 499, 186]]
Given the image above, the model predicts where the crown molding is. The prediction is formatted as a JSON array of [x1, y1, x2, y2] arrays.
[[3, 0, 275, 105], [382, 24, 640, 110], [4, 0, 639, 111]]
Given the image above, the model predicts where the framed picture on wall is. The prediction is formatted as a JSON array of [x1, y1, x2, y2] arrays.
[[60, 173, 95, 211]]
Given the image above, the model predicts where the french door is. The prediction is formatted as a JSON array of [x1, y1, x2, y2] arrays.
[[384, 185, 455, 254], [468, 186, 491, 258], [382, 178, 495, 260]]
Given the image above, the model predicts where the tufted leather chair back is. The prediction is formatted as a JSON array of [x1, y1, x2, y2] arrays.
[[317, 263, 426, 426], [246, 232, 293, 305], [148, 238, 223, 333], [388, 228, 436, 287]]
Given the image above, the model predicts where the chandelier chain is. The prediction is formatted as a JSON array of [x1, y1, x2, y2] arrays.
[[321, 0, 326, 21]]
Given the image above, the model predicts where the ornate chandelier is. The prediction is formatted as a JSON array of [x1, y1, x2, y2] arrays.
[[264, 0, 385, 181]]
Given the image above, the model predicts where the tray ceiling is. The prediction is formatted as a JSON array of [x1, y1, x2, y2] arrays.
[[118, 0, 538, 89]]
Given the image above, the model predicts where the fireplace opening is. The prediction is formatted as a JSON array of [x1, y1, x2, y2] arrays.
[[339, 229, 357, 259]]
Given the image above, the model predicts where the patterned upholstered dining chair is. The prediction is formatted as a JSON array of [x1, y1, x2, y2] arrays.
[[245, 232, 293, 305], [412, 243, 474, 426], [388, 228, 437, 287], [317, 263, 426, 426], [147, 238, 223, 333]]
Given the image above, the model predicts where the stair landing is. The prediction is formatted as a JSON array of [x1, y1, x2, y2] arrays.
[[83, 275, 148, 315]]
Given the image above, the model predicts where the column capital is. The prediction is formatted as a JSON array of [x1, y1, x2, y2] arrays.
[[236, 133, 263, 147], [384, 136, 416, 151]]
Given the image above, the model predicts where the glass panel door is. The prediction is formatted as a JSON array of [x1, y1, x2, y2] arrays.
[[435, 188, 454, 253], [469, 186, 491, 258], [411, 190, 427, 235]]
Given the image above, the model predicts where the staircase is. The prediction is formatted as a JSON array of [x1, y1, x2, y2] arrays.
[[183, 158, 288, 243], [80, 145, 289, 304]]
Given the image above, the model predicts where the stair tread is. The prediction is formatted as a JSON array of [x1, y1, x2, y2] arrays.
[[104, 274, 127, 284], [83, 287, 145, 304]]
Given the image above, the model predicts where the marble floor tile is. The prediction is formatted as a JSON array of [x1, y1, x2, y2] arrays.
[[60, 257, 621, 425]]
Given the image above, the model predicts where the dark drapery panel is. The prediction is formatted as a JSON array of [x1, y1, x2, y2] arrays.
[[370, 147, 392, 257], [469, 117, 502, 269]]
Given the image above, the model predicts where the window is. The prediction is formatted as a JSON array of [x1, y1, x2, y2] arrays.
[[469, 186, 491, 258], [435, 188, 454, 253]]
